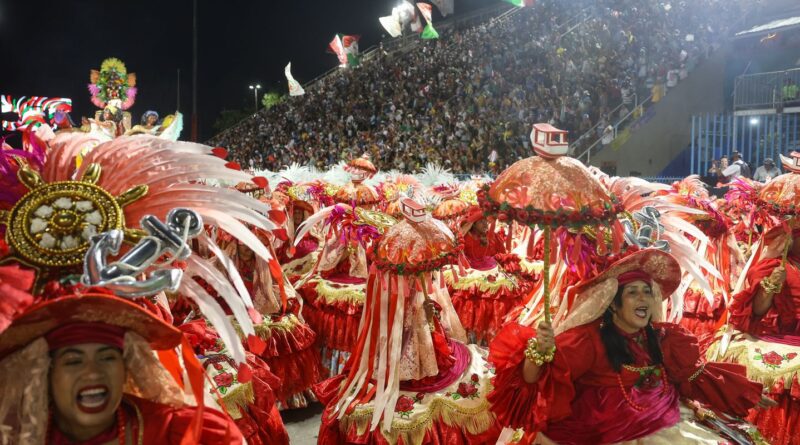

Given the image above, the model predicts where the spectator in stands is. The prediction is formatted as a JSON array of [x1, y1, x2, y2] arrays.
[[753, 157, 781, 183], [209, 0, 743, 173], [722, 150, 751, 180], [707, 158, 723, 181]]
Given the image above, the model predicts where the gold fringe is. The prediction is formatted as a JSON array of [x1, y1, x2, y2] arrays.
[[232, 314, 304, 340], [707, 336, 800, 389], [339, 396, 495, 445], [443, 268, 515, 292], [218, 382, 255, 420], [520, 259, 542, 274], [313, 279, 366, 305]]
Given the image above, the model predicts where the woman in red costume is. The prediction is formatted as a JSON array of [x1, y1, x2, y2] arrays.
[[213, 220, 323, 410], [721, 225, 800, 445], [0, 292, 244, 444], [314, 197, 501, 445], [714, 154, 800, 445], [448, 206, 534, 344], [488, 249, 773, 445]]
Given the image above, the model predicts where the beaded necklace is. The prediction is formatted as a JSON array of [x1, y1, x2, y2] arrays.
[[616, 364, 669, 412], [48, 407, 126, 445]]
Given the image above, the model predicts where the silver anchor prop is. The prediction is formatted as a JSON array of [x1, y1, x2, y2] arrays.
[[621, 206, 670, 252], [82, 208, 203, 297]]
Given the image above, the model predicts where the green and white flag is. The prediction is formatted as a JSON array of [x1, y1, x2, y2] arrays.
[[329, 34, 360, 67], [284, 63, 305, 96], [416, 3, 439, 39], [504, 0, 534, 6], [342, 35, 360, 67]]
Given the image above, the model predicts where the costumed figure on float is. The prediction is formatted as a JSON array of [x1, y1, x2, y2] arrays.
[[86, 58, 182, 141]]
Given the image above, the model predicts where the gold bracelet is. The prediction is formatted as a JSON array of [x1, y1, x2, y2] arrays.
[[688, 364, 705, 382], [524, 338, 555, 366], [760, 278, 782, 295]]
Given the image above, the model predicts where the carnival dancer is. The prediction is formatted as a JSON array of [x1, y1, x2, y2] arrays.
[[314, 197, 501, 445], [181, 319, 290, 445], [711, 153, 800, 445], [0, 290, 244, 445], [204, 180, 323, 411], [292, 200, 386, 377], [271, 177, 330, 281], [332, 154, 381, 210], [618, 175, 737, 337], [673, 179, 740, 337], [447, 205, 533, 344], [292, 156, 382, 377], [488, 249, 774, 445]]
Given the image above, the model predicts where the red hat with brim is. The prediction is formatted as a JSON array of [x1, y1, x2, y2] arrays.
[[570, 249, 681, 301], [0, 293, 182, 359]]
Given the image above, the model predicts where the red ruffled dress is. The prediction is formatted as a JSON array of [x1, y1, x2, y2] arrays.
[[487, 320, 762, 444], [448, 231, 532, 344], [186, 263, 323, 410], [180, 320, 290, 445], [314, 312, 501, 445], [296, 244, 367, 377], [729, 257, 800, 445], [680, 288, 727, 338]]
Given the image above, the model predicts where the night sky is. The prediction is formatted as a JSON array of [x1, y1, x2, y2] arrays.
[[0, 0, 498, 141]]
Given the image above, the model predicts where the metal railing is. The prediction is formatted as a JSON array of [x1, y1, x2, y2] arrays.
[[690, 112, 800, 175], [734, 68, 800, 110], [575, 94, 653, 164]]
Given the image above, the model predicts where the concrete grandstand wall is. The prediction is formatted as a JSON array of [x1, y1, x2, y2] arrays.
[[588, 45, 728, 177]]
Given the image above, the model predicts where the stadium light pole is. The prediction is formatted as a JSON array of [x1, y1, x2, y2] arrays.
[[249, 84, 261, 113]]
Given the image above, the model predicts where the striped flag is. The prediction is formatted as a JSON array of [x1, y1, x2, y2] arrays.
[[329, 35, 361, 67]]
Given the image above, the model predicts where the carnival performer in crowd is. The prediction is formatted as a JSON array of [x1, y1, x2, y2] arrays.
[[268, 170, 331, 281], [0, 283, 244, 444], [332, 155, 381, 209], [315, 197, 501, 445], [0, 127, 290, 442], [489, 249, 775, 445], [645, 175, 742, 337], [447, 205, 534, 344], [201, 180, 323, 411], [293, 156, 382, 376], [712, 153, 800, 445]]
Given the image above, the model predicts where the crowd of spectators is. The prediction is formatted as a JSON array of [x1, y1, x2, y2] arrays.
[[210, 0, 743, 174]]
